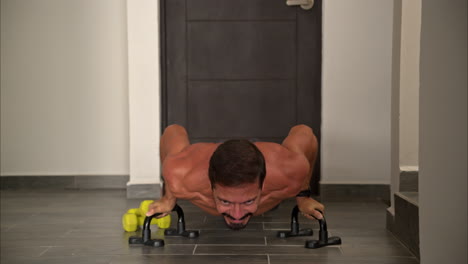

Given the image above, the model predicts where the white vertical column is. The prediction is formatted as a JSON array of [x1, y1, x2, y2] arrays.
[[399, 0, 421, 169], [126, 0, 161, 197]]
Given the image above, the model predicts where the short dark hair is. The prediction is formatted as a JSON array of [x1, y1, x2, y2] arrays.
[[209, 139, 266, 189]]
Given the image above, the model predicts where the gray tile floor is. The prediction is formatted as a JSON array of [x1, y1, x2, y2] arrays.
[[0, 189, 419, 264]]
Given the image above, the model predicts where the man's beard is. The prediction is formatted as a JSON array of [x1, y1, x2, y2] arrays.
[[222, 213, 253, 231]]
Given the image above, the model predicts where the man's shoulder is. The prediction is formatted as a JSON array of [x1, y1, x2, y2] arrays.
[[254, 142, 288, 155], [259, 142, 310, 185], [169, 142, 219, 162], [162, 143, 218, 181], [256, 142, 305, 163]]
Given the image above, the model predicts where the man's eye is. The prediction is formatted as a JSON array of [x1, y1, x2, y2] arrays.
[[220, 200, 230, 205], [244, 200, 254, 205]]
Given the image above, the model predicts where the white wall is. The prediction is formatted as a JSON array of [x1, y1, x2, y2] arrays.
[[322, 0, 395, 184], [419, 0, 467, 263], [0, 0, 129, 176], [399, 0, 421, 169]]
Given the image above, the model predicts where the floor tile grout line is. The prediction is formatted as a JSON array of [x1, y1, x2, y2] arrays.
[[338, 246, 344, 255], [191, 244, 305, 247], [267, 254, 271, 264], [192, 253, 269, 256], [192, 244, 275, 247], [37, 246, 52, 257], [192, 244, 198, 255]]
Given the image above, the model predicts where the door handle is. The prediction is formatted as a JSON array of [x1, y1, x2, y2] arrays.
[[286, 0, 314, 10]]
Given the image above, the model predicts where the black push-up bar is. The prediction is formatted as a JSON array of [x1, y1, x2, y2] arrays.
[[305, 210, 342, 249], [277, 205, 313, 238], [277, 206, 342, 249], [128, 204, 199, 247]]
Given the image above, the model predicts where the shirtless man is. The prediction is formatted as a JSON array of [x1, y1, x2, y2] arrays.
[[147, 124, 325, 230]]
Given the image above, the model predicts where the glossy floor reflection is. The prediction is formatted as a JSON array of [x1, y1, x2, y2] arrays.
[[0, 190, 418, 264]]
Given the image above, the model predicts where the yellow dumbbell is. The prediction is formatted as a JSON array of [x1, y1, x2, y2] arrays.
[[122, 211, 171, 231], [138, 200, 171, 228], [138, 200, 154, 216], [122, 200, 172, 232], [155, 214, 171, 228], [122, 212, 139, 232]]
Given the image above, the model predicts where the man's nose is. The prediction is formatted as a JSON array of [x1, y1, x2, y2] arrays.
[[231, 204, 244, 220]]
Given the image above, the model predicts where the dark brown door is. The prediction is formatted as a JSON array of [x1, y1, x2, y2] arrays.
[[161, 0, 322, 193]]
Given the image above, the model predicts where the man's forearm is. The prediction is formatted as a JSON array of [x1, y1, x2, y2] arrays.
[[294, 170, 324, 219], [146, 181, 178, 216], [162, 182, 177, 202], [295, 171, 314, 207], [296, 168, 313, 197]]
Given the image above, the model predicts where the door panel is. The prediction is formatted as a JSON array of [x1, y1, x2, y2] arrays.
[[188, 80, 295, 140], [188, 22, 295, 79], [186, 0, 295, 20]]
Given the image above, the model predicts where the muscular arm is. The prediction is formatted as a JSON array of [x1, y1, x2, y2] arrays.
[[282, 124, 318, 190], [160, 124, 190, 163], [147, 124, 190, 216], [281, 124, 324, 219]]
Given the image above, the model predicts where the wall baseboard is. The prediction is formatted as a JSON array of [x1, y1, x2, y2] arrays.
[[0, 175, 129, 190], [320, 183, 390, 204], [1, 175, 162, 200], [399, 170, 418, 192]]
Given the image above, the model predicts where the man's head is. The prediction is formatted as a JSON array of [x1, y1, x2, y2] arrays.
[[208, 139, 266, 230]]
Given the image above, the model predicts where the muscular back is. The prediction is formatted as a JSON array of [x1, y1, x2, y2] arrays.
[[162, 141, 310, 216]]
